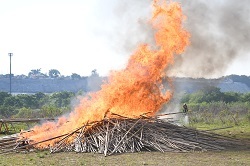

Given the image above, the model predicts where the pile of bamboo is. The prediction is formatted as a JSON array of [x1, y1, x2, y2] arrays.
[[0, 116, 245, 156], [49, 116, 243, 156], [0, 135, 18, 151]]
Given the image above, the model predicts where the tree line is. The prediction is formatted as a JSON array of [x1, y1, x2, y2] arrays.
[[181, 86, 250, 104], [181, 86, 250, 125], [1, 86, 249, 120], [0, 91, 76, 118], [0, 68, 100, 80]]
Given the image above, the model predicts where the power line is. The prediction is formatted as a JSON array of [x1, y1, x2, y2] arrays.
[[8, 53, 13, 94]]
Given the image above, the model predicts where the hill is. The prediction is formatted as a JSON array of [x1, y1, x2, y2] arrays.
[[0, 75, 249, 94], [174, 75, 250, 93]]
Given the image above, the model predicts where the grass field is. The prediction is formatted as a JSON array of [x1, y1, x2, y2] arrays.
[[189, 121, 250, 141], [0, 150, 249, 166]]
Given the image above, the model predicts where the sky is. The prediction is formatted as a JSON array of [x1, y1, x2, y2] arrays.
[[0, 0, 129, 77], [0, 0, 249, 77]]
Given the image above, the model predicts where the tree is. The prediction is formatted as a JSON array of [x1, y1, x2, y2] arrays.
[[201, 86, 223, 103], [189, 91, 205, 103], [15, 107, 34, 118], [0, 106, 17, 118], [49, 69, 61, 78], [0, 92, 11, 105], [28, 68, 47, 78], [33, 92, 48, 108], [34, 92, 46, 100], [40, 105, 63, 118], [50, 91, 74, 108], [28, 68, 41, 77], [91, 69, 99, 77], [3, 96, 22, 108], [71, 73, 81, 80], [182, 86, 224, 104], [15, 94, 37, 109], [224, 92, 240, 103], [181, 93, 191, 103], [242, 93, 250, 102]]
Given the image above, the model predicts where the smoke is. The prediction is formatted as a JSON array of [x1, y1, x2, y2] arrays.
[[92, 0, 153, 57], [169, 0, 250, 78], [111, 0, 154, 53], [86, 75, 102, 92], [104, 0, 250, 78]]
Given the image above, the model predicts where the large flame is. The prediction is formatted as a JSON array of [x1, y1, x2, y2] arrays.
[[20, 0, 190, 148]]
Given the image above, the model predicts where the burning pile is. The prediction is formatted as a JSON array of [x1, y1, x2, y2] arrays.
[[51, 118, 241, 155], [1, 115, 245, 156], [3, 0, 241, 156], [17, 0, 190, 150]]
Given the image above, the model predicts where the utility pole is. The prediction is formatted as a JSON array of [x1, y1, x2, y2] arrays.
[[8, 53, 13, 94]]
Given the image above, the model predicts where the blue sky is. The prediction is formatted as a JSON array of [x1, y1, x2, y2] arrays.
[[0, 0, 249, 77]]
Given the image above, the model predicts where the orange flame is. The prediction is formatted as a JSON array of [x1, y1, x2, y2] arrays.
[[20, 0, 190, 148]]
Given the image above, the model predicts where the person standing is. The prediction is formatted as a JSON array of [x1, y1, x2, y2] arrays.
[[183, 103, 188, 113]]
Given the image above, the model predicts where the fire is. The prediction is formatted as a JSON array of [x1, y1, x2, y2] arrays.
[[20, 0, 190, 148]]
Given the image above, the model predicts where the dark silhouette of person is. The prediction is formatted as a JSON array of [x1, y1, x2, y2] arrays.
[[183, 103, 188, 113]]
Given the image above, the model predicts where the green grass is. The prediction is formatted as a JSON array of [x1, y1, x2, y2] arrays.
[[0, 151, 249, 166], [189, 121, 250, 141]]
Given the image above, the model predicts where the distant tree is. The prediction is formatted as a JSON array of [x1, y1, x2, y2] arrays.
[[201, 86, 223, 102], [91, 69, 99, 77], [3, 96, 22, 108], [242, 93, 250, 102], [14, 107, 34, 118], [71, 73, 81, 80], [0, 105, 17, 118], [189, 91, 205, 103], [181, 93, 191, 103], [28, 68, 47, 78], [50, 91, 74, 108], [40, 105, 63, 118], [15, 94, 37, 109], [28, 68, 41, 77], [76, 89, 85, 96], [0, 92, 11, 105], [49, 69, 61, 78], [182, 86, 224, 104], [34, 92, 46, 100], [33, 92, 48, 108], [223, 92, 240, 103]]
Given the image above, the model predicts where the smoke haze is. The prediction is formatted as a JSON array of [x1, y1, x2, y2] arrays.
[[171, 0, 250, 78], [104, 0, 250, 78]]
